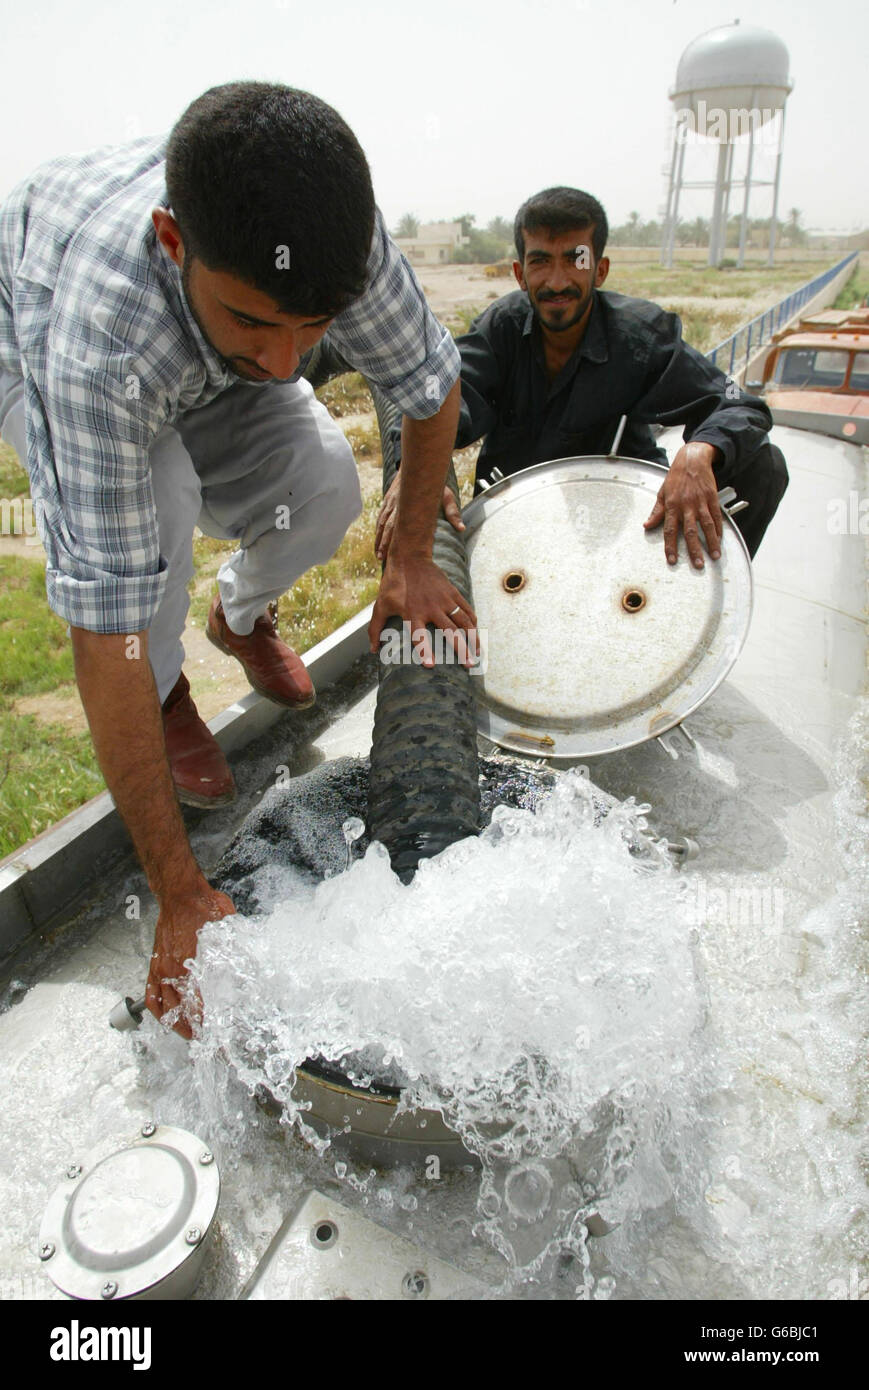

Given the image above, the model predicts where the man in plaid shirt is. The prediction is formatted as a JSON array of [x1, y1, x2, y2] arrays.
[[0, 82, 476, 1033]]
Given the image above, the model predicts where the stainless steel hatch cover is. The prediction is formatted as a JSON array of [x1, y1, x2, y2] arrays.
[[38, 1124, 219, 1300], [463, 456, 753, 759]]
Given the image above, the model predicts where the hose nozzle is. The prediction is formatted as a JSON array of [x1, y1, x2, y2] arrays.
[[109, 995, 147, 1031]]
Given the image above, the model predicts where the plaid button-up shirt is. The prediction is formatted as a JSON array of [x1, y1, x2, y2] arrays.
[[0, 135, 459, 633]]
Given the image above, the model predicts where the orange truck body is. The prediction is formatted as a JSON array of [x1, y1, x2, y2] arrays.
[[760, 317, 869, 443]]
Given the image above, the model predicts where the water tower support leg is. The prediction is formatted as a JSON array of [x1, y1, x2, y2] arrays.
[[720, 140, 735, 259], [665, 136, 686, 269], [767, 107, 786, 267], [737, 114, 757, 268], [709, 141, 729, 267], [661, 129, 682, 268]]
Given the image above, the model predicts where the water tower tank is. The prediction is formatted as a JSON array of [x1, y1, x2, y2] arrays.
[[670, 21, 792, 138]]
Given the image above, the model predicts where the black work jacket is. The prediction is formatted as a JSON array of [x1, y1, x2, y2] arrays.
[[455, 288, 772, 490]]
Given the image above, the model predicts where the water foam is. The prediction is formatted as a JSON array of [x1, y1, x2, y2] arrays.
[[1, 701, 864, 1299], [187, 768, 708, 1289]]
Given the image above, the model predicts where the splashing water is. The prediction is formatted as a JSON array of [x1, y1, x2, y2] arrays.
[[341, 816, 366, 871], [0, 701, 864, 1300], [187, 768, 708, 1288]]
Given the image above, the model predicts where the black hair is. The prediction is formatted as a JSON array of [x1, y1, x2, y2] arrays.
[[166, 81, 375, 317], [513, 187, 609, 263]]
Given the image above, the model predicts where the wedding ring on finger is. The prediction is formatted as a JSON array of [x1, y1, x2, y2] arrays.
[[448, 605, 461, 617]]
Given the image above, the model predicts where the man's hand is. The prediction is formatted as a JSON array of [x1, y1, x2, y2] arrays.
[[146, 882, 236, 1039], [643, 441, 724, 567], [368, 379, 477, 665], [375, 472, 465, 563], [368, 550, 477, 667], [71, 626, 229, 1040]]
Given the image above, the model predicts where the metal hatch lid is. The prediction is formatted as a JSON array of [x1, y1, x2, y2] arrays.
[[38, 1124, 219, 1301], [462, 455, 753, 760]]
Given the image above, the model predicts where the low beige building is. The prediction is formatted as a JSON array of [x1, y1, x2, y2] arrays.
[[395, 221, 469, 265]]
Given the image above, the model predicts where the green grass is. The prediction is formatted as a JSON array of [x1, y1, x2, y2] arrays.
[[669, 305, 749, 352], [187, 491, 384, 650], [0, 553, 104, 858], [832, 264, 869, 310], [0, 440, 30, 499], [314, 372, 374, 418], [444, 303, 488, 337], [0, 709, 103, 858], [605, 259, 827, 302], [0, 555, 76, 697], [342, 417, 381, 460], [604, 259, 831, 353], [275, 492, 382, 651]]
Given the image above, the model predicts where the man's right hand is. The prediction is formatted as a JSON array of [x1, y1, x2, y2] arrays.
[[71, 626, 226, 1040], [375, 472, 465, 563], [147, 882, 236, 1039]]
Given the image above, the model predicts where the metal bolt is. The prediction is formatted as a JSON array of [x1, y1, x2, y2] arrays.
[[141, 1121, 156, 1138], [39, 1242, 55, 1261], [66, 1164, 81, 1180], [198, 1151, 214, 1166], [402, 1270, 429, 1299], [185, 1228, 202, 1246], [101, 1280, 118, 1299]]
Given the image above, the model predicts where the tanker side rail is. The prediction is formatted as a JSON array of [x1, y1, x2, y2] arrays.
[[708, 250, 859, 382]]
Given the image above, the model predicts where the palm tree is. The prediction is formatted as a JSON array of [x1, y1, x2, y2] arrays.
[[394, 213, 419, 239], [453, 213, 476, 239], [690, 216, 709, 246], [785, 209, 806, 246]]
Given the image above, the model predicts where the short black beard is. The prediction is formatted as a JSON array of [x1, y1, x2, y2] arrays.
[[180, 256, 249, 377], [531, 287, 592, 334], [180, 256, 208, 344]]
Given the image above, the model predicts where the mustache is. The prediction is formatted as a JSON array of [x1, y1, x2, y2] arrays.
[[537, 289, 583, 301]]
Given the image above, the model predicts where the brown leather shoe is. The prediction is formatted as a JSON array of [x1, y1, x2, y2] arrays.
[[162, 672, 237, 808], [206, 597, 316, 709]]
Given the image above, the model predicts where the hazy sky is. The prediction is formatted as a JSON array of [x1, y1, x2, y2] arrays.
[[0, 0, 865, 235]]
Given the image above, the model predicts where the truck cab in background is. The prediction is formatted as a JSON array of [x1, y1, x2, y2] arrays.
[[754, 308, 869, 445]]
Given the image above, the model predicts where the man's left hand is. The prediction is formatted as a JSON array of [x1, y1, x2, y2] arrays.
[[643, 441, 723, 568], [368, 551, 477, 667], [375, 472, 465, 563]]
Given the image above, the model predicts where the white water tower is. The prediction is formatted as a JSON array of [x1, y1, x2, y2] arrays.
[[661, 21, 793, 268]]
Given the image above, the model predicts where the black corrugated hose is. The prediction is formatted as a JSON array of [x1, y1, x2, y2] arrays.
[[302, 342, 480, 882]]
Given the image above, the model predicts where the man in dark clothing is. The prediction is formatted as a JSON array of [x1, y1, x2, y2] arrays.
[[377, 187, 788, 566]]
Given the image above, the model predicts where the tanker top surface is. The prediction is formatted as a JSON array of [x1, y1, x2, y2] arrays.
[[0, 424, 865, 1302]]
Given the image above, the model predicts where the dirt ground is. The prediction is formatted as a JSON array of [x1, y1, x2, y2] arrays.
[[416, 263, 509, 319]]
